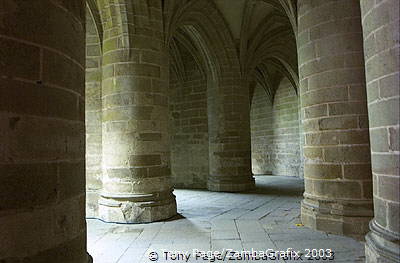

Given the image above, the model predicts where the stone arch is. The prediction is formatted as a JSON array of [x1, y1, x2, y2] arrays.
[[251, 63, 283, 104], [86, 0, 103, 45], [241, 0, 300, 181], [239, 0, 299, 120], [263, 57, 299, 94], [168, 35, 210, 189], [166, 0, 240, 83], [242, 10, 298, 94], [170, 27, 208, 84], [167, 0, 255, 191]]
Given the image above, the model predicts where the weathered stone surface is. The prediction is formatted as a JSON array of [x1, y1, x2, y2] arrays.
[[85, 6, 103, 219], [298, 0, 373, 238], [250, 78, 302, 177], [87, 176, 366, 263], [0, 0, 89, 262], [98, 0, 176, 223], [2, 2, 398, 263], [361, 0, 400, 261], [169, 41, 209, 189]]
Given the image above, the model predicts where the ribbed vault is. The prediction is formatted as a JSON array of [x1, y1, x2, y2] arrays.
[[240, 0, 298, 100]]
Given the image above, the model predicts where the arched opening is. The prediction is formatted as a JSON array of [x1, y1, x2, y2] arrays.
[[1, 0, 399, 262], [168, 31, 209, 189], [167, 0, 254, 192], [238, 0, 301, 179]]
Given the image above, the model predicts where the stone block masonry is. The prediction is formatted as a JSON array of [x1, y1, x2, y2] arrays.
[[298, 0, 373, 239], [0, 0, 90, 262], [251, 78, 301, 177], [85, 5, 103, 219], [360, 0, 400, 262], [1, 1, 398, 263], [169, 41, 209, 189], [98, 0, 176, 223]]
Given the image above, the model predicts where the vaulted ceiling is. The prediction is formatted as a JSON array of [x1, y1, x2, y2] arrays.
[[175, 0, 299, 98], [214, 0, 298, 99], [88, 0, 299, 99]]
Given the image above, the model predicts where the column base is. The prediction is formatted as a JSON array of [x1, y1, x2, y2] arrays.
[[301, 195, 373, 239], [207, 175, 255, 192], [98, 191, 177, 223], [365, 220, 400, 263]]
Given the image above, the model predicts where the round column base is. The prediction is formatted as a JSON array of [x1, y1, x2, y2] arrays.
[[87, 253, 93, 263], [365, 220, 400, 263], [301, 196, 373, 239], [207, 175, 255, 192], [98, 192, 177, 223]]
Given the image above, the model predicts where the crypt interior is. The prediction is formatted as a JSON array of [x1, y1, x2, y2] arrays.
[[0, 0, 399, 262]]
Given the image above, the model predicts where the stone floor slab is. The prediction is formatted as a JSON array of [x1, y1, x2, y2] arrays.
[[87, 176, 365, 263]]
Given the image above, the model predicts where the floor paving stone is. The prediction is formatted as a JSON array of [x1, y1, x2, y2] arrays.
[[88, 176, 365, 263]]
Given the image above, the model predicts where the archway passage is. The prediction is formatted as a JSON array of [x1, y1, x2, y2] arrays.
[[168, 36, 209, 189], [166, 1, 256, 192], [1, 0, 399, 263]]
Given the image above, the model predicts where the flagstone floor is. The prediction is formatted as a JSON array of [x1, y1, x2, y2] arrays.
[[87, 176, 365, 263]]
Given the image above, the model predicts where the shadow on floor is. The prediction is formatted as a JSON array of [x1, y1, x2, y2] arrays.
[[250, 175, 305, 197], [165, 213, 186, 221], [174, 176, 305, 197]]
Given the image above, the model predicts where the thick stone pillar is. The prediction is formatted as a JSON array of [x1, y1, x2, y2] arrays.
[[207, 77, 255, 192], [298, 0, 373, 238], [98, 0, 177, 223], [360, 0, 400, 262], [85, 5, 103, 218], [0, 1, 90, 262]]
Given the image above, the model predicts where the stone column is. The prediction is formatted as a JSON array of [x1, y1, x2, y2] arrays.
[[0, 1, 90, 262], [85, 5, 103, 218], [298, 0, 373, 238], [360, 0, 400, 262], [207, 77, 255, 192], [98, 0, 177, 223]]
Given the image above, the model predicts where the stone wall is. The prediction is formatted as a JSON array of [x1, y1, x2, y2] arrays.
[[250, 78, 301, 177], [169, 43, 209, 189], [250, 83, 273, 175]]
